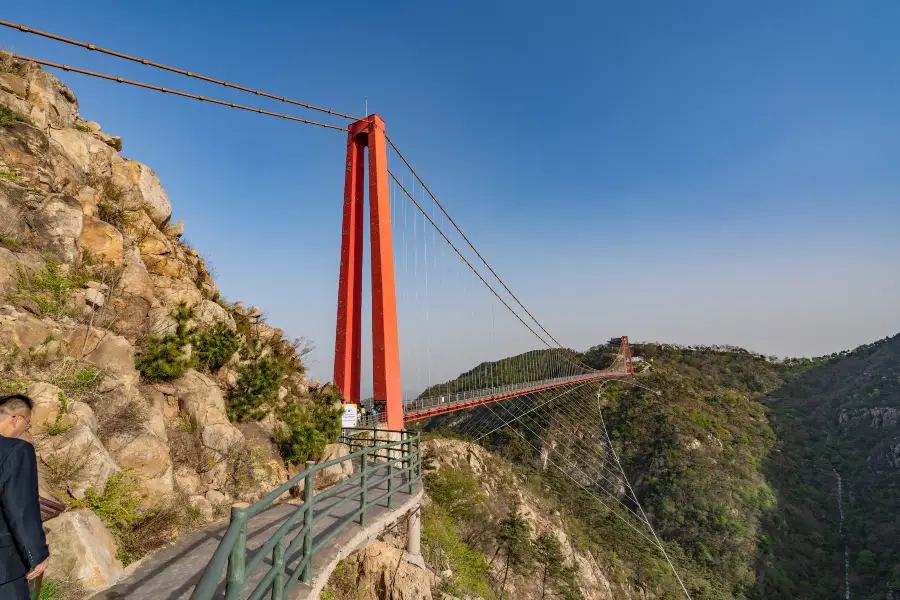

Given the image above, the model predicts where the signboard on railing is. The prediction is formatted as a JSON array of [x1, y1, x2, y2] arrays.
[[341, 404, 358, 427]]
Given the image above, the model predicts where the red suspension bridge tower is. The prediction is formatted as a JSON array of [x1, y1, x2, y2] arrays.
[[333, 115, 404, 430]]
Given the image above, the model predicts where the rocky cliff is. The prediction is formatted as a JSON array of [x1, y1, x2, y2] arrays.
[[323, 437, 646, 600], [1, 54, 341, 595]]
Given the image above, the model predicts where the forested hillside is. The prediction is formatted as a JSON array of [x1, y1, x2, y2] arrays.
[[420, 334, 900, 599], [752, 334, 900, 600]]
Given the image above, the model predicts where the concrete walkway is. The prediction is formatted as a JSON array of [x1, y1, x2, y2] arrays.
[[95, 465, 422, 600]]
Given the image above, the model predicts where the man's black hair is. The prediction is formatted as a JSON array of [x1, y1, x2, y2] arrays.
[[0, 394, 33, 410]]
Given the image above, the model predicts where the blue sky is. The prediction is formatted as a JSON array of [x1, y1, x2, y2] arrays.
[[3, 1, 899, 393]]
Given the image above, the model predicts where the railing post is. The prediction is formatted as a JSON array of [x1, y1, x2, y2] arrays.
[[387, 445, 394, 510], [302, 462, 314, 583], [408, 434, 415, 495], [360, 448, 369, 526], [416, 435, 422, 483], [224, 506, 248, 600], [272, 537, 285, 600]]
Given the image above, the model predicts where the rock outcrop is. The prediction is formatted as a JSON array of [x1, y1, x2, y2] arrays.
[[0, 55, 322, 594], [43, 509, 123, 592], [334, 541, 436, 600]]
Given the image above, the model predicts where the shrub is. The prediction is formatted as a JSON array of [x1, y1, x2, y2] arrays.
[[226, 356, 285, 422], [37, 576, 85, 600], [275, 387, 342, 464], [425, 467, 486, 521], [95, 181, 131, 229], [0, 105, 17, 128], [192, 323, 240, 370], [15, 260, 93, 318], [114, 499, 204, 566], [66, 471, 185, 566], [135, 304, 193, 381], [422, 504, 493, 599], [46, 391, 75, 436], [69, 471, 143, 529], [97, 396, 147, 444], [52, 362, 103, 399], [135, 334, 191, 381]]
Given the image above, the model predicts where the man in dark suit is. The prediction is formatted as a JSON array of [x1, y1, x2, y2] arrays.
[[0, 394, 50, 599]]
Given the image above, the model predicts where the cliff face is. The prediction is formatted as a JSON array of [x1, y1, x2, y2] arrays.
[[1, 55, 338, 595], [324, 437, 648, 600]]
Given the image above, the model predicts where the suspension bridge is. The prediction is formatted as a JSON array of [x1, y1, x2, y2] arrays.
[[2, 19, 692, 600]]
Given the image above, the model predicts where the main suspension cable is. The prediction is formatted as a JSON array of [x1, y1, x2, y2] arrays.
[[10, 55, 347, 132], [0, 20, 362, 121]]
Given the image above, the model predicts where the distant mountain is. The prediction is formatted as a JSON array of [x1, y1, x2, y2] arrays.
[[418, 334, 900, 599], [752, 333, 900, 600]]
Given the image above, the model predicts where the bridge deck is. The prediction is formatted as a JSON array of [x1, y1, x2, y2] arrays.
[[402, 371, 628, 422], [95, 464, 420, 600]]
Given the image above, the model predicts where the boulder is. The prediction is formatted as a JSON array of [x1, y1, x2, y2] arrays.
[[0, 72, 27, 98], [62, 327, 139, 386], [38, 424, 120, 499], [105, 431, 174, 505], [0, 179, 30, 243], [135, 211, 173, 256], [79, 215, 124, 265], [0, 119, 81, 195], [192, 299, 236, 330], [150, 275, 203, 311], [341, 541, 436, 600], [33, 194, 83, 262], [164, 219, 184, 239], [27, 382, 97, 435], [316, 443, 353, 489], [126, 160, 171, 227], [173, 370, 244, 484], [144, 254, 187, 278], [205, 489, 226, 505], [0, 310, 56, 350], [84, 286, 105, 309], [175, 466, 204, 496], [44, 509, 123, 592], [111, 248, 157, 336], [0, 247, 32, 299], [189, 494, 214, 522], [48, 128, 134, 193], [75, 185, 101, 217], [19, 62, 79, 130]]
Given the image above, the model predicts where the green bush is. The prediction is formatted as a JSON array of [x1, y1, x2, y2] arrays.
[[422, 504, 493, 599], [227, 355, 285, 422], [192, 323, 240, 370], [0, 105, 17, 128], [135, 333, 191, 381], [275, 387, 342, 464], [15, 260, 94, 318], [70, 471, 143, 528], [135, 304, 194, 382], [425, 466, 487, 522]]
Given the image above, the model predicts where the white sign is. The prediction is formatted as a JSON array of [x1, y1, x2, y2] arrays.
[[341, 404, 358, 427]]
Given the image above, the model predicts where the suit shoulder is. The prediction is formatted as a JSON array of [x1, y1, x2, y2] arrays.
[[0, 436, 34, 461]]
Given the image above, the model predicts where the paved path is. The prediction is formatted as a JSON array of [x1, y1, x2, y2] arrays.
[[96, 464, 421, 600]]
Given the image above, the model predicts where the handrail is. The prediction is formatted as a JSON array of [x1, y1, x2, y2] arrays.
[[190, 428, 421, 600]]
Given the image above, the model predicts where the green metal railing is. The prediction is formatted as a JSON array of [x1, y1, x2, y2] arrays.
[[190, 428, 421, 600]]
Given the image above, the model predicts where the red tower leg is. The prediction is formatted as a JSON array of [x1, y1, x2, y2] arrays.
[[333, 122, 367, 404], [366, 116, 403, 430]]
